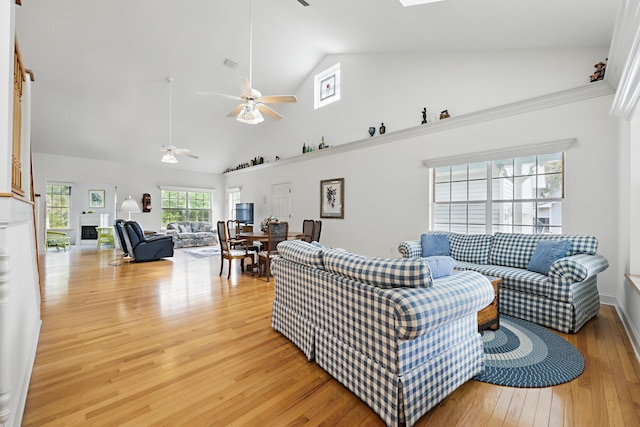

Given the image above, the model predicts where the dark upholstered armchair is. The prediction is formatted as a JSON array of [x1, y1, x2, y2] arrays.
[[119, 220, 174, 262]]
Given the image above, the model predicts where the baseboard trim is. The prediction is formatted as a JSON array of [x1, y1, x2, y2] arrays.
[[9, 318, 41, 427], [602, 297, 640, 365]]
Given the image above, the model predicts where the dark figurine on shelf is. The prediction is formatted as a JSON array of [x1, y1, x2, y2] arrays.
[[421, 108, 427, 124], [440, 109, 450, 120], [590, 59, 607, 82], [368, 127, 376, 137], [379, 122, 386, 135]]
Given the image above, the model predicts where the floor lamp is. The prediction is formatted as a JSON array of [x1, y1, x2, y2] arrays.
[[120, 196, 141, 220]]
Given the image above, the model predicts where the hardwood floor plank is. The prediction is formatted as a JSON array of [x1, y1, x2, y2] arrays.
[[21, 247, 640, 426]]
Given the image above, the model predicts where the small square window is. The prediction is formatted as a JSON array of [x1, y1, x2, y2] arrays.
[[314, 63, 341, 109]]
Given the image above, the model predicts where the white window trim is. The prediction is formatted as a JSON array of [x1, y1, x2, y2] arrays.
[[423, 138, 574, 169]]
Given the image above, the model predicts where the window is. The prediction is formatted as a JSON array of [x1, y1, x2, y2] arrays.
[[227, 189, 241, 220], [46, 184, 71, 229], [432, 152, 564, 234], [314, 63, 341, 109], [161, 190, 212, 225]]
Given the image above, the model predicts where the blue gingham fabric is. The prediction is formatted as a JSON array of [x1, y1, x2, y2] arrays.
[[276, 240, 325, 269], [324, 248, 433, 288], [398, 232, 608, 333], [271, 249, 491, 426], [490, 232, 598, 268]]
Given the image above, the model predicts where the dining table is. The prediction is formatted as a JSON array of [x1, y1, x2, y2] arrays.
[[237, 230, 305, 243]]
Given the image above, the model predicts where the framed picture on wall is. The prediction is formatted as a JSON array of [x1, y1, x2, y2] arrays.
[[320, 178, 344, 219], [88, 190, 105, 208]]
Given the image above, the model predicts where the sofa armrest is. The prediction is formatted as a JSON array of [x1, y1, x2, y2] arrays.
[[380, 271, 494, 340], [398, 240, 422, 258], [549, 253, 609, 284], [165, 229, 179, 238]]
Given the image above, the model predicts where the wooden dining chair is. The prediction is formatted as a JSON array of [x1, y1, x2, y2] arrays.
[[257, 221, 289, 282], [302, 219, 315, 243], [313, 220, 322, 242], [217, 221, 255, 279]]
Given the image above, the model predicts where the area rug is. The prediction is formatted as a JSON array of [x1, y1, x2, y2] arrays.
[[474, 315, 584, 387], [181, 246, 221, 258]]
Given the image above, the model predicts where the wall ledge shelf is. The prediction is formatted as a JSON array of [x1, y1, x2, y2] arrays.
[[625, 274, 640, 295], [223, 81, 615, 175]]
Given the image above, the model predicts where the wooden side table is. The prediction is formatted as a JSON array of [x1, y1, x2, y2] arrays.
[[478, 276, 500, 332]]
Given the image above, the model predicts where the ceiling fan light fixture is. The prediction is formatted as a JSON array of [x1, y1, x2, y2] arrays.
[[161, 151, 178, 163], [236, 103, 264, 124]]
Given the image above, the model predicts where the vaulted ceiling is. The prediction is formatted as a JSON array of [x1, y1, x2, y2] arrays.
[[15, 0, 620, 174]]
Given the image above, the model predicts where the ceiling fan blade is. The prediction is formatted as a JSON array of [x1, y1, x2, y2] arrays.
[[259, 95, 298, 104], [227, 104, 246, 117], [175, 151, 199, 159], [256, 103, 283, 121], [197, 91, 242, 101], [237, 77, 253, 98]]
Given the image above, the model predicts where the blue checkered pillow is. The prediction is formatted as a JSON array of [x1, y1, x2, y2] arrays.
[[277, 240, 325, 269], [323, 249, 433, 288]]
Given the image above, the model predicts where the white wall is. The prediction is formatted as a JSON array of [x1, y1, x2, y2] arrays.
[[230, 47, 610, 167]]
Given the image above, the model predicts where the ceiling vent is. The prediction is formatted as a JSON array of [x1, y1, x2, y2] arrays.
[[223, 58, 238, 70], [297, 0, 310, 6]]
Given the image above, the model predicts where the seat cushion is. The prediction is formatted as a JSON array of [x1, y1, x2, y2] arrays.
[[455, 261, 550, 297]]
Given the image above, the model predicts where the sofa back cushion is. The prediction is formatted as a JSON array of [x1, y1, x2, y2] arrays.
[[277, 240, 325, 269], [490, 232, 598, 268], [323, 248, 433, 288], [427, 232, 493, 264]]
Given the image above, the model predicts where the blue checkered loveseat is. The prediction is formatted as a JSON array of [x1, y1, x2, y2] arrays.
[[271, 240, 494, 427], [399, 232, 609, 334]]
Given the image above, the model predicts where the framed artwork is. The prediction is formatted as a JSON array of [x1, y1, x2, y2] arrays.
[[320, 74, 335, 100], [320, 178, 344, 219], [88, 190, 105, 208]]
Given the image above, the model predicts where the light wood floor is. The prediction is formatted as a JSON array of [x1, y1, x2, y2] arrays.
[[23, 246, 640, 426]]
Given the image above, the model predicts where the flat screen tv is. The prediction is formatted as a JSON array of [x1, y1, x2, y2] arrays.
[[235, 203, 254, 224]]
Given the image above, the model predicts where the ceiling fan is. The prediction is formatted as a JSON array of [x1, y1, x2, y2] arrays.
[[161, 78, 199, 163], [197, 0, 297, 124]]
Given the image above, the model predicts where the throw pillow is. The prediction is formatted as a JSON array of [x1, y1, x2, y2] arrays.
[[421, 233, 450, 257], [424, 256, 456, 279], [177, 224, 187, 233], [527, 240, 572, 275]]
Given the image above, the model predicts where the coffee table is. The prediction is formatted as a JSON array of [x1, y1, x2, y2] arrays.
[[478, 276, 500, 332]]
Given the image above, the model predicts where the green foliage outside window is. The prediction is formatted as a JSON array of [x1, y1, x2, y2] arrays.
[[161, 190, 212, 226], [46, 184, 71, 229]]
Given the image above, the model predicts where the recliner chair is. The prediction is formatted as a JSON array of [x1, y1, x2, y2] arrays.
[[121, 220, 174, 262]]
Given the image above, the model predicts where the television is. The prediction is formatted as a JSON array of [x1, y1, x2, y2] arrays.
[[235, 203, 254, 225]]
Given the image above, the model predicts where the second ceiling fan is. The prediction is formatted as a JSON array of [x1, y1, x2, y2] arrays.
[[198, 0, 297, 124]]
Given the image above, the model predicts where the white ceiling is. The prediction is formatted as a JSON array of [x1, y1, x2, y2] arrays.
[[14, 0, 620, 174]]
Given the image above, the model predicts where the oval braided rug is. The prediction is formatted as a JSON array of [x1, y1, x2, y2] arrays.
[[474, 315, 584, 387]]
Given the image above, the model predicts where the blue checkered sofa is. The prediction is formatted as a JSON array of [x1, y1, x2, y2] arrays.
[[399, 232, 609, 334], [271, 240, 494, 427]]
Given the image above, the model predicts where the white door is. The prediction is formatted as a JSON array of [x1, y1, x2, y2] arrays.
[[271, 183, 291, 222]]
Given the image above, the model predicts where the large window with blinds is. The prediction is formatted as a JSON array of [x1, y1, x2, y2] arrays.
[[432, 152, 564, 234]]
